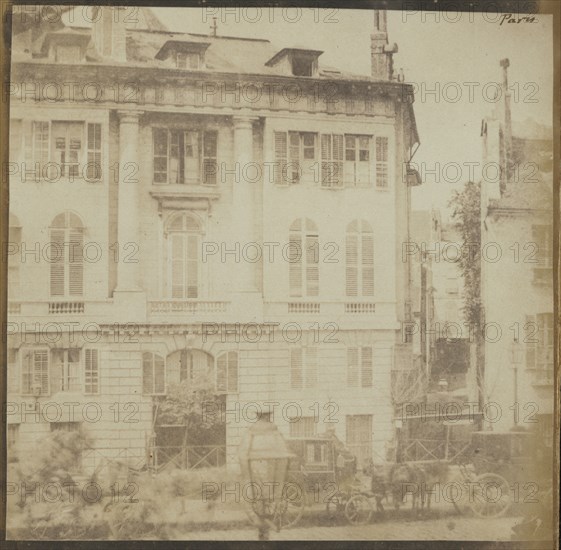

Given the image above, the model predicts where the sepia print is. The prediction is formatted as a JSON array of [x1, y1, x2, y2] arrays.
[[2, 1, 558, 545]]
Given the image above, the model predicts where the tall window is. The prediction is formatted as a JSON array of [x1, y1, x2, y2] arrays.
[[320, 134, 344, 188], [346, 415, 372, 468], [178, 349, 214, 384], [153, 128, 217, 185], [19, 121, 102, 181], [344, 135, 371, 187], [347, 347, 373, 388], [216, 351, 238, 393], [51, 349, 81, 392], [526, 313, 554, 372], [84, 349, 100, 394], [165, 213, 201, 299], [375, 137, 389, 188], [273, 131, 317, 185], [289, 218, 319, 297], [8, 214, 21, 297], [346, 220, 374, 297], [532, 225, 553, 285], [290, 347, 317, 389], [176, 51, 200, 69], [50, 212, 84, 297], [22, 349, 49, 395], [142, 352, 165, 395]]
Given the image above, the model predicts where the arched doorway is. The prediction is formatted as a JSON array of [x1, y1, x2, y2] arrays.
[[151, 349, 226, 471]]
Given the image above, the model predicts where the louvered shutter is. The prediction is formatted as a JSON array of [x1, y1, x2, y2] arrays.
[[289, 232, 302, 297], [202, 130, 217, 185], [50, 350, 63, 393], [305, 347, 317, 388], [142, 353, 153, 394], [347, 347, 359, 387], [50, 229, 65, 296], [274, 132, 287, 185], [216, 353, 227, 392], [68, 229, 84, 296], [154, 355, 165, 394], [332, 134, 344, 188], [186, 234, 199, 298], [346, 233, 358, 297], [320, 134, 331, 187], [362, 232, 374, 296], [170, 233, 185, 298], [86, 123, 102, 181], [361, 347, 373, 387], [7, 349, 18, 394], [290, 348, 303, 389], [288, 131, 300, 184], [35, 350, 49, 395], [306, 234, 319, 297], [85, 349, 99, 394]]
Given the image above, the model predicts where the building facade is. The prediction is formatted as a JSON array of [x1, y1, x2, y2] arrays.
[[7, 7, 420, 472], [480, 59, 554, 435]]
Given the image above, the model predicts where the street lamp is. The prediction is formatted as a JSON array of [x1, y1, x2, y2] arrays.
[[238, 414, 294, 540]]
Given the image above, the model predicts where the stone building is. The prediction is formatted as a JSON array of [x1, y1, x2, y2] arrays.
[[479, 59, 554, 435], [7, 7, 420, 472]]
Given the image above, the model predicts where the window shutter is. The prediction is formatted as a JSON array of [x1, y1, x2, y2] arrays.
[[216, 353, 227, 392], [288, 232, 302, 297], [320, 134, 331, 187], [7, 348, 18, 394], [186, 234, 199, 298], [228, 351, 238, 393], [362, 232, 374, 296], [142, 353, 153, 394], [306, 234, 319, 297], [86, 123, 102, 181], [170, 233, 185, 298], [361, 347, 373, 387], [376, 136, 389, 188], [274, 131, 288, 185], [332, 134, 344, 188], [85, 349, 99, 394], [50, 349, 63, 394], [202, 130, 217, 185], [35, 350, 49, 395], [153, 128, 168, 183], [290, 348, 303, 389], [184, 130, 200, 184], [288, 131, 300, 184], [347, 347, 359, 387], [50, 229, 65, 296], [154, 355, 165, 394], [305, 347, 317, 388], [346, 233, 358, 297], [68, 229, 84, 296]]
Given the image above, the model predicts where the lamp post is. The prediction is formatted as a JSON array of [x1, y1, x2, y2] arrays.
[[510, 340, 523, 425], [238, 414, 294, 540]]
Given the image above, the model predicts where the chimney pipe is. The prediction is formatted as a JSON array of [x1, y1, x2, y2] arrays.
[[371, 10, 397, 80]]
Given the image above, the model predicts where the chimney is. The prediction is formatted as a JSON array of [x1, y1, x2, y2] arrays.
[[500, 58, 513, 183], [92, 7, 127, 62], [371, 9, 398, 80]]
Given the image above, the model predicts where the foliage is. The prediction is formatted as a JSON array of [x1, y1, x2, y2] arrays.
[[448, 181, 481, 327]]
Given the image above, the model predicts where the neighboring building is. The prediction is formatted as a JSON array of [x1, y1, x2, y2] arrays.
[[7, 7, 420, 471], [480, 59, 554, 435]]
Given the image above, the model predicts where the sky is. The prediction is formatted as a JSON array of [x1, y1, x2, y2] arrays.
[[152, 8, 554, 215]]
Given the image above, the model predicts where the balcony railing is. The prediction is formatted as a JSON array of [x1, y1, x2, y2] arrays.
[[345, 302, 376, 314], [149, 300, 229, 314], [48, 301, 85, 314], [287, 302, 321, 314]]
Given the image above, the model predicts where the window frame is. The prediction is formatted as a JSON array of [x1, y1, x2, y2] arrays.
[[347, 346, 373, 388], [142, 352, 166, 396], [216, 351, 239, 393], [289, 218, 319, 298], [21, 348, 50, 396], [290, 346, 318, 389]]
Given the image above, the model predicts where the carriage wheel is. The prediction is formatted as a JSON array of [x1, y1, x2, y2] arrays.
[[468, 473, 511, 518], [345, 494, 373, 525], [277, 483, 306, 528]]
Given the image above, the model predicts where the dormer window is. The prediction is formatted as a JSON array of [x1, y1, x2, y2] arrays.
[[176, 51, 200, 70], [156, 39, 210, 70], [265, 48, 323, 78], [41, 31, 89, 63]]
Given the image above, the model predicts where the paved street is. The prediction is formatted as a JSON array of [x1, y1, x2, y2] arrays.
[[179, 514, 521, 541]]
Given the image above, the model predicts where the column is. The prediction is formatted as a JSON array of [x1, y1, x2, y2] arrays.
[[115, 110, 142, 291], [231, 115, 262, 319]]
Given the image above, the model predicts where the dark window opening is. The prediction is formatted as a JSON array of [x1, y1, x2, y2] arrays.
[[292, 57, 313, 77]]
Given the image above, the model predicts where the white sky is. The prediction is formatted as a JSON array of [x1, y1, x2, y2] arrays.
[[154, 8, 553, 214]]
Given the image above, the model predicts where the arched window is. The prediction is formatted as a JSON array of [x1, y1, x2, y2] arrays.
[[142, 352, 165, 395], [49, 212, 84, 297], [8, 214, 21, 296], [165, 213, 202, 299], [289, 218, 319, 297], [346, 220, 374, 297], [216, 351, 238, 393]]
